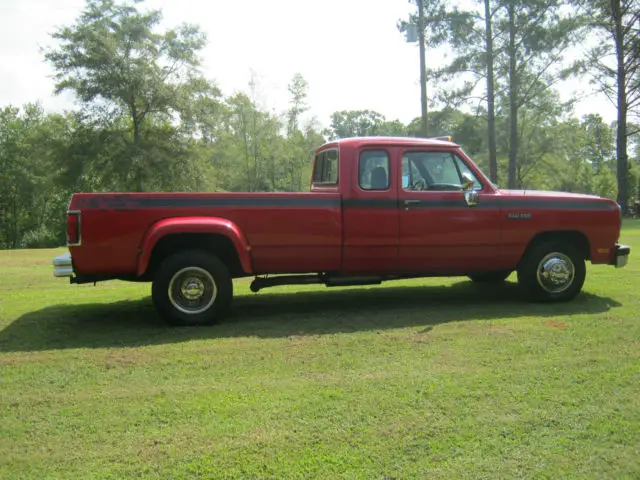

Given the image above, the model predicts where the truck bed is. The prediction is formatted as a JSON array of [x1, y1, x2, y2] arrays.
[[69, 192, 343, 277]]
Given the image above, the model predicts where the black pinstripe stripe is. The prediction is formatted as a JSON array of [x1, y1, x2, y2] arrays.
[[76, 195, 616, 211]]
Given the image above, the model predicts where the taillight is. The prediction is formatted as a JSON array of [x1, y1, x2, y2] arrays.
[[67, 210, 82, 246]]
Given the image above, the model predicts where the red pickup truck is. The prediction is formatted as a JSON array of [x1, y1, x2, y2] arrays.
[[53, 136, 630, 326]]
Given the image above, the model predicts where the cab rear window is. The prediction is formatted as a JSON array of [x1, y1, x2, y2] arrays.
[[312, 148, 339, 185]]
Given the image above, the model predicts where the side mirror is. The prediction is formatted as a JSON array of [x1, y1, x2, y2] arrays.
[[461, 172, 478, 207], [464, 190, 479, 207], [461, 172, 475, 190]]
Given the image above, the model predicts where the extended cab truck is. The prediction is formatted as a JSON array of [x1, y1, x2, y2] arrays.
[[52, 136, 631, 326]]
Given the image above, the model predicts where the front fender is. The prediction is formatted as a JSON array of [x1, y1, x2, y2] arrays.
[[136, 216, 253, 276]]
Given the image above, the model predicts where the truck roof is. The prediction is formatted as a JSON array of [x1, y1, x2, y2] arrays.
[[318, 136, 458, 151]]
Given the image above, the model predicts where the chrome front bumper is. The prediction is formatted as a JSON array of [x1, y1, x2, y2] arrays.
[[610, 243, 630, 268], [53, 252, 74, 277]]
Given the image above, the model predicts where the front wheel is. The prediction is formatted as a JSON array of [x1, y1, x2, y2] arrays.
[[152, 250, 233, 326], [517, 241, 586, 302]]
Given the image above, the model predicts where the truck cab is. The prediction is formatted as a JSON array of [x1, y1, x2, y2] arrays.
[[310, 137, 500, 275]]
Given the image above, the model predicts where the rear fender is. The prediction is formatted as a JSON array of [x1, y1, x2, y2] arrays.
[[136, 217, 253, 276]]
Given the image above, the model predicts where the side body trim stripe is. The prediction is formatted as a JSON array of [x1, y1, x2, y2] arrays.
[[74, 195, 616, 211]]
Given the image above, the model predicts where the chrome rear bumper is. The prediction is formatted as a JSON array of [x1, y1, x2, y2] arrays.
[[53, 252, 74, 277]]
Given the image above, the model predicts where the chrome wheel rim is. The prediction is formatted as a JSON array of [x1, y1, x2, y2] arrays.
[[536, 252, 575, 293], [168, 267, 217, 314]]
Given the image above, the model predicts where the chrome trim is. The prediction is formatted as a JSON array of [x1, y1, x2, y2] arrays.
[[168, 266, 218, 315], [611, 243, 630, 268], [536, 252, 575, 293], [462, 172, 478, 207], [67, 210, 82, 247], [53, 252, 74, 278], [461, 171, 475, 190], [616, 255, 629, 268], [464, 190, 478, 207]]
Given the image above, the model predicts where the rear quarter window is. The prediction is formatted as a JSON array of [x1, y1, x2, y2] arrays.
[[312, 148, 339, 185]]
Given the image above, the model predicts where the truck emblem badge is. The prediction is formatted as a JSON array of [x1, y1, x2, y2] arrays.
[[508, 212, 532, 220]]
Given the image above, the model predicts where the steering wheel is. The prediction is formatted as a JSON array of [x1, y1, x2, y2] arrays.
[[425, 183, 464, 191], [410, 178, 428, 191]]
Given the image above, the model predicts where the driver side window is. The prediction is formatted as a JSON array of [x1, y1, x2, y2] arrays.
[[401, 151, 481, 191]]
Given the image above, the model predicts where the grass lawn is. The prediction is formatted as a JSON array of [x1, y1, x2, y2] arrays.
[[1, 221, 639, 479]]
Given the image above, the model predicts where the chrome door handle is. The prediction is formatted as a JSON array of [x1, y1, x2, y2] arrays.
[[404, 199, 421, 205]]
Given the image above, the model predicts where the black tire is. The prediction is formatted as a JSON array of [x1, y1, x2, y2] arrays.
[[151, 250, 233, 326], [516, 240, 586, 302], [468, 270, 512, 283]]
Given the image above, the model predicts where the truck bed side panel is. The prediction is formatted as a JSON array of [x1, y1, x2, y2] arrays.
[[69, 192, 342, 276]]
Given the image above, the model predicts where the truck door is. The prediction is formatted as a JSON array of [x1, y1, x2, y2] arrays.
[[397, 148, 502, 273], [342, 147, 400, 274]]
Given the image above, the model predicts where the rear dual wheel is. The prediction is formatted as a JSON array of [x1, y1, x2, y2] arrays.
[[152, 250, 233, 326]]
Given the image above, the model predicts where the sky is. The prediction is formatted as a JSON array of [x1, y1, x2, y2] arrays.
[[0, 0, 617, 131]]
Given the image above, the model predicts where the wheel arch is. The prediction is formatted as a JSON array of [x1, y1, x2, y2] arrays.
[[519, 230, 591, 266], [137, 217, 253, 279]]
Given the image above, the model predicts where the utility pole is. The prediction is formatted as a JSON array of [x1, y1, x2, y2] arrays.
[[417, 0, 428, 137], [402, 0, 428, 137]]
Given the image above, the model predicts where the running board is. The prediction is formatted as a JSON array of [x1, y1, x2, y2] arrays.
[[325, 276, 382, 287], [249, 275, 323, 292], [249, 274, 383, 292]]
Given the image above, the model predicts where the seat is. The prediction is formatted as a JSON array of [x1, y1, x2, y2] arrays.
[[370, 166, 388, 190]]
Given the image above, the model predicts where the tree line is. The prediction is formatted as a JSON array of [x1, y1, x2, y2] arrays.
[[0, 0, 638, 249], [399, 0, 640, 206]]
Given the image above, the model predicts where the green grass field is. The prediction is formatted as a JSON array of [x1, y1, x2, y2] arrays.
[[1, 222, 639, 479]]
